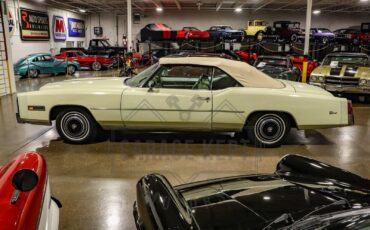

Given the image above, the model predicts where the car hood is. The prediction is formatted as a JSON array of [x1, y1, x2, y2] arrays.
[[176, 175, 343, 229], [281, 80, 333, 96], [39, 77, 126, 91], [312, 65, 370, 78]]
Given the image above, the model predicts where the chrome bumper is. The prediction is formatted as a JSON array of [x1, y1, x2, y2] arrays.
[[310, 83, 370, 94]]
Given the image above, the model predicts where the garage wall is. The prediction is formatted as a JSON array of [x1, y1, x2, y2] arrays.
[[86, 9, 369, 50], [6, 0, 87, 63]]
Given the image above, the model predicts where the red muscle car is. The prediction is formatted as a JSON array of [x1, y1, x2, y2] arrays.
[[55, 50, 117, 71], [289, 56, 319, 78], [0, 152, 60, 230], [177, 27, 210, 40]]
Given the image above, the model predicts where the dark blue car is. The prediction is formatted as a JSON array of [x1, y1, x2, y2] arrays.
[[208, 25, 244, 42], [310, 28, 336, 44]]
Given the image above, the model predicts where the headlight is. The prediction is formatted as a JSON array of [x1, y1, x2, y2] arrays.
[[311, 75, 317, 82], [318, 76, 324, 82], [359, 79, 367, 86]]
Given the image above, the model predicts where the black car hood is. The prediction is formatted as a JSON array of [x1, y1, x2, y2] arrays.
[[177, 175, 342, 230]]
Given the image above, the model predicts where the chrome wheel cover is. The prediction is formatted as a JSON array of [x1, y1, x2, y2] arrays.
[[254, 114, 286, 144], [92, 62, 101, 71], [60, 112, 90, 141]]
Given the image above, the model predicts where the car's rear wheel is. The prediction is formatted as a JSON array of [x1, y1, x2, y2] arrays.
[[255, 31, 264, 42], [246, 113, 290, 148], [28, 69, 39, 78], [67, 65, 77, 75], [91, 61, 102, 71], [290, 34, 298, 42], [56, 108, 98, 144]]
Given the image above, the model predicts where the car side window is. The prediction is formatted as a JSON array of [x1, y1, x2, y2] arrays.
[[66, 53, 75, 58], [212, 68, 242, 90], [151, 65, 212, 90], [43, 55, 53, 62], [33, 56, 44, 62]]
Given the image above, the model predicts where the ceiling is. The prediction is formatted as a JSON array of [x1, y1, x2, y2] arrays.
[[37, 0, 370, 14]]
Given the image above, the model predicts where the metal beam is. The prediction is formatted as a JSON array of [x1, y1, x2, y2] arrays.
[[149, 0, 161, 8], [128, 0, 132, 51], [173, 0, 181, 10], [216, 0, 223, 11], [254, 0, 275, 12], [304, 0, 312, 56], [275, 0, 302, 10]]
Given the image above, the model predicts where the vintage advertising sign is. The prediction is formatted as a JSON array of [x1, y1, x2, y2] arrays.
[[20, 8, 50, 41], [53, 16, 66, 41], [68, 18, 85, 37]]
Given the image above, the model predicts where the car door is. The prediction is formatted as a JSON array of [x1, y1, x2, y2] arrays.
[[121, 64, 213, 130], [211, 67, 246, 131]]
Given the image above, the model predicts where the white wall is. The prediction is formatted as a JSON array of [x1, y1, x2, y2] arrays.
[[7, 0, 87, 63], [86, 9, 370, 50]]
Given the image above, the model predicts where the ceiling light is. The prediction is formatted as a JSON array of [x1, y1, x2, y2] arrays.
[[313, 9, 321, 14], [156, 7, 163, 12], [235, 7, 242, 12], [79, 9, 87, 13], [360, 0, 368, 2]]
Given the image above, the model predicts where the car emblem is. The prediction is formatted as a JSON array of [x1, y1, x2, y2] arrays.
[[329, 111, 337, 115]]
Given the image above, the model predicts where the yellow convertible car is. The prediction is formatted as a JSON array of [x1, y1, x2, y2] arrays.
[[16, 56, 354, 147]]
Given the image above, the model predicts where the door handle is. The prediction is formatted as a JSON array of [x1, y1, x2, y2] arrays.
[[197, 96, 211, 102]]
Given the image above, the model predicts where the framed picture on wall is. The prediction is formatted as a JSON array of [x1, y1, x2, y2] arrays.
[[19, 8, 50, 41], [68, 18, 85, 37]]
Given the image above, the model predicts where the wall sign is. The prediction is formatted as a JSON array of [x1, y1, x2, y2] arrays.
[[8, 10, 15, 37], [93, 27, 103, 36], [68, 18, 85, 37], [53, 16, 66, 41], [19, 8, 50, 41]]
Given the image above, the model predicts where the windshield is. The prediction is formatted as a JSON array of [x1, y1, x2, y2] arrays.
[[222, 26, 233, 30], [323, 56, 370, 67], [125, 63, 159, 87], [288, 23, 300, 29], [255, 58, 288, 68], [318, 28, 331, 33], [77, 51, 87, 57]]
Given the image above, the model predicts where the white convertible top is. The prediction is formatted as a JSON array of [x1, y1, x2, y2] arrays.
[[159, 57, 285, 89]]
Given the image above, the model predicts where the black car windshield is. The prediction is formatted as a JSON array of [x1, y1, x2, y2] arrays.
[[221, 26, 233, 30], [256, 58, 288, 68], [288, 23, 300, 28], [323, 56, 370, 67], [125, 63, 159, 87], [101, 40, 111, 47]]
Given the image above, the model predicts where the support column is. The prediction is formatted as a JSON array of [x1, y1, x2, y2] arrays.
[[304, 0, 312, 55], [127, 0, 132, 51]]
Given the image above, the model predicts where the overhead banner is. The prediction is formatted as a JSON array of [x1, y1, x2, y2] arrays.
[[20, 8, 50, 41], [53, 16, 66, 41], [68, 18, 85, 37]]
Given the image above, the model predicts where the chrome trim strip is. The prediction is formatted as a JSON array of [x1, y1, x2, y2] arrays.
[[122, 108, 244, 113], [90, 107, 121, 110]]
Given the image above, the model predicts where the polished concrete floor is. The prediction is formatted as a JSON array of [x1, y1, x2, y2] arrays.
[[1, 71, 370, 230]]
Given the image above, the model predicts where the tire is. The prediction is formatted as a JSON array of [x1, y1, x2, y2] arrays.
[[28, 69, 39, 78], [91, 61, 102, 71], [56, 108, 98, 144], [67, 65, 76, 75], [245, 113, 291, 148], [290, 34, 298, 43]]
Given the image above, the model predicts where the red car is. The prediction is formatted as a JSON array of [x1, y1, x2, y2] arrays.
[[0, 152, 60, 230], [359, 22, 370, 45], [289, 56, 319, 78], [235, 50, 257, 64], [55, 50, 117, 71], [177, 27, 210, 40]]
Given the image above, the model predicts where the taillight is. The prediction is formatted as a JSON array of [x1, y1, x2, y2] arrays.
[[348, 100, 353, 115]]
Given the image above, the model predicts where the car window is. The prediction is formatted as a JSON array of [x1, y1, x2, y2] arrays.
[[151, 65, 212, 90], [91, 40, 97, 47], [98, 41, 105, 47], [33, 56, 44, 62], [43, 55, 53, 61], [125, 63, 159, 87], [212, 68, 242, 90], [66, 52, 75, 58]]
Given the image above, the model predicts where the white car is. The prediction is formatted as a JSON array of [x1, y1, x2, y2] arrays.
[[16, 56, 354, 147]]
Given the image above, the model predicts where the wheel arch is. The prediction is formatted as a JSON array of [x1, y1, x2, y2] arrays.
[[49, 105, 96, 122], [244, 110, 298, 129]]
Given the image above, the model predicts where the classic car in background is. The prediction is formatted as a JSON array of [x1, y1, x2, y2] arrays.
[[254, 55, 302, 81], [334, 28, 361, 45], [140, 23, 177, 41], [14, 53, 80, 78], [289, 55, 320, 78], [359, 22, 370, 45], [244, 20, 268, 41], [208, 25, 245, 41], [309, 52, 370, 100], [272, 21, 304, 42], [310, 28, 336, 44], [177, 27, 210, 40], [16, 56, 353, 147], [60, 39, 126, 57], [55, 51, 117, 71], [133, 154, 370, 230], [0, 152, 61, 230]]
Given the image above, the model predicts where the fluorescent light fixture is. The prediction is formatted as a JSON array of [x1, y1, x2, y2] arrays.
[[360, 0, 368, 2], [234, 7, 242, 12], [156, 7, 163, 12], [79, 9, 87, 13], [313, 9, 321, 14]]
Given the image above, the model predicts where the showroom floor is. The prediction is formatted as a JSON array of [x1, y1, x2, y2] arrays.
[[0, 71, 369, 230]]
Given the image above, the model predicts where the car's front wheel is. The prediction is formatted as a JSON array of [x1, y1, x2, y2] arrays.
[[91, 61, 102, 71], [246, 113, 291, 148], [28, 69, 39, 78], [56, 108, 98, 144], [67, 65, 77, 75]]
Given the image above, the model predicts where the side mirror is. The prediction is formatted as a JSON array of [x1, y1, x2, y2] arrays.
[[148, 80, 155, 92], [12, 169, 38, 192]]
